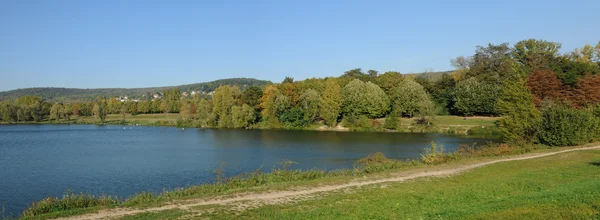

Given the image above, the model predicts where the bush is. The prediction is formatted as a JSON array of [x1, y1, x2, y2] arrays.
[[279, 107, 308, 128], [421, 141, 455, 165], [383, 115, 399, 130], [537, 104, 600, 146]]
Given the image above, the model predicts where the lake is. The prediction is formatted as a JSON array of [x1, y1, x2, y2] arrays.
[[0, 125, 496, 216]]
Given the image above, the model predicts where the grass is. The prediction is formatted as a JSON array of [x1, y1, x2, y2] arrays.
[[120, 209, 190, 220], [198, 149, 600, 220], [19, 142, 544, 219]]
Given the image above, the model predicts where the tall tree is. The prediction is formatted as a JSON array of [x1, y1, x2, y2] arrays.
[[512, 39, 561, 70], [320, 78, 342, 127], [212, 85, 240, 128], [495, 79, 541, 142], [527, 70, 567, 106], [241, 86, 263, 110], [299, 89, 322, 122], [260, 85, 281, 127]]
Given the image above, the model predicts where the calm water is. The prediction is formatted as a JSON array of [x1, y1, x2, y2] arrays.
[[0, 125, 495, 215]]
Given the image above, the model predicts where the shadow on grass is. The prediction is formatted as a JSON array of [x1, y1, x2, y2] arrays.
[[589, 162, 600, 166]]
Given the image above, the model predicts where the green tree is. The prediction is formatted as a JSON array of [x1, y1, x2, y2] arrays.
[[320, 78, 342, 127], [383, 114, 399, 130], [50, 103, 65, 120], [453, 77, 499, 116], [232, 104, 256, 128], [30, 99, 44, 122], [495, 79, 541, 143], [196, 99, 213, 127], [374, 71, 404, 96], [274, 95, 291, 117], [341, 79, 390, 118], [92, 101, 107, 122], [390, 79, 432, 117], [279, 107, 307, 128], [299, 89, 322, 122], [241, 86, 263, 110], [512, 39, 561, 70], [0, 101, 18, 122], [212, 85, 240, 128]]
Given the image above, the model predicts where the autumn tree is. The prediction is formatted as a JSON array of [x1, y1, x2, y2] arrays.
[[259, 85, 281, 128], [573, 74, 600, 107], [527, 70, 567, 106]]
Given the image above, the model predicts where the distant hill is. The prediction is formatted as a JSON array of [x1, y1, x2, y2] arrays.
[[0, 78, 272, 102]]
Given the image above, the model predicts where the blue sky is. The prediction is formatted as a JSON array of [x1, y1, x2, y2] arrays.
[[1, 0, 599, 91]]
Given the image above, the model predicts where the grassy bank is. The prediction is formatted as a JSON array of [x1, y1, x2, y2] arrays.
[[198, 148, 600, 220], [18, 142, 557, 219]]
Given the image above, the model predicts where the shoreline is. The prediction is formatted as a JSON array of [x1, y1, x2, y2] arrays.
[[18, 142, 600, 220], [0, 114, 501, 137]]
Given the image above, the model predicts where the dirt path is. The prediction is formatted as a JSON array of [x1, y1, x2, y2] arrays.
[[57, 145, 600, 220]]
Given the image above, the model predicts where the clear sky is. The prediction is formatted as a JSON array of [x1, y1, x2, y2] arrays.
[[1, 0, 599, 91]]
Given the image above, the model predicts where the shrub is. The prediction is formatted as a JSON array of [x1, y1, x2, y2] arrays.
[[383, 115, 399, 130], [421, 141, 455, 165], [537, 104, 600, 146]]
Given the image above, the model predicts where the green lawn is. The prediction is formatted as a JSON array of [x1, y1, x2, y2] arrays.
[[429, 115, 499, 126], [197, 149, 600, 220]]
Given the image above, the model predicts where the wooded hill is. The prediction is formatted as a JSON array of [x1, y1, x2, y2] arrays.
[[0, 78, 272, 102]]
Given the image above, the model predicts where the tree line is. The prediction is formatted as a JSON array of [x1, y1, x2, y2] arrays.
[[2, 39, 600, 146]]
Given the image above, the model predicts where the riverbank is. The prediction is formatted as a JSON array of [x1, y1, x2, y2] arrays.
[[0, 114, 500, 136], [17, 142, 600, 219]]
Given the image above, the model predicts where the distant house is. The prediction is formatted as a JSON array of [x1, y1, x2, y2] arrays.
[[153, 94, 161, 99], [182, 92, 189, 97]]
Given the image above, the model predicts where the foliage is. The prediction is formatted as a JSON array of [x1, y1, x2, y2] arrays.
[[496, 79, 541, 143], [279, 107, 308, 128], [299, 89, 321, 122], [341, 79, 390, 118], [241, 86, 263, 110], [212, 85, 240, 128], [390, 79, 432, 117], [537, 104, 600, 146], [231, 104, 256, 128], [320, 78, 342, 127], [22, 190, 119, 218], [453, 77, 499, 116], [383, 114, 399, 130], [420, 141, 454, 165], [259, 85, 281, 128]]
